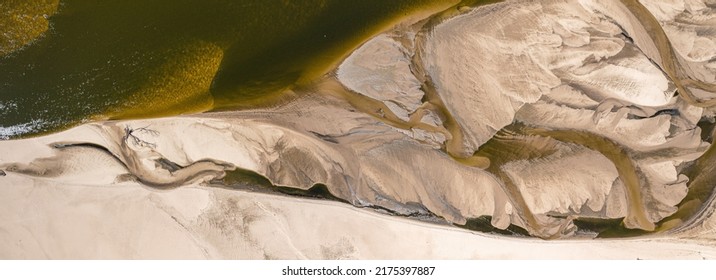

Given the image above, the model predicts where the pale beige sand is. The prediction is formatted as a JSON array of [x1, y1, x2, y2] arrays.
[[418, 0, 676, 157], [333, 0, 708, 235], [337, 34, 425, 122], [1, 171, 715, 259], [0, 104, 505, 227], [1, 0, 715, 255], [0, 102, 705, 239], [640, 0, 715, 84], [582, 0, 716, 106]]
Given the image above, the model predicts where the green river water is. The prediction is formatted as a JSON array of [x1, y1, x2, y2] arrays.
[[0, 0, 456, 138]]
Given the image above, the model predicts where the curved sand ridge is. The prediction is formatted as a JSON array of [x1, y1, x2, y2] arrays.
[[1, 0, 716, 253], [0, 96, 507, 226], [335, 0, 710, 237], [580, 0, 716, 106], [0, 93, 707, 240]]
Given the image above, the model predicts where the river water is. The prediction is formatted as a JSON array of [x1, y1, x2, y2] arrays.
[[0, 0, 457, 138], [2, 0, 714, 238]]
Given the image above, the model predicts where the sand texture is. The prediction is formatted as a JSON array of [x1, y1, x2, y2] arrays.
[[2, 0, 716, 258]]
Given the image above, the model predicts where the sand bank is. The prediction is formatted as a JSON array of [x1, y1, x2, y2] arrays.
[[2, 170, 716, 259], [1, 0, 716, 257]]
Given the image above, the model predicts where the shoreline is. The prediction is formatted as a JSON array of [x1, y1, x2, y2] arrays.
[[2, 0, 716, 258], [1, 112, 715, 258]]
